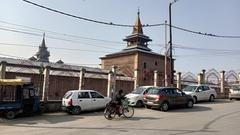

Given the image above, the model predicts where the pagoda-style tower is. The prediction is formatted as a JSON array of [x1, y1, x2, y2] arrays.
[[35, 33, 50, 62], [101, 12, 171, 87], [123, 11, 152, 51]]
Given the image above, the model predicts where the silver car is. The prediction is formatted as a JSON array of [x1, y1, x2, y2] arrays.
[[125, 86, 157, 107], [229, 84, 240, 100], [183, 84, 217, 103]]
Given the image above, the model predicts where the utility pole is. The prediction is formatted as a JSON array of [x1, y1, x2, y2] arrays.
[[169, 2, 174, 86], [164, 20, 168, 87]]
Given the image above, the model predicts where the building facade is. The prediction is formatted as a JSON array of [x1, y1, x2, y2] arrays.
[[101, 13, 171, 87]]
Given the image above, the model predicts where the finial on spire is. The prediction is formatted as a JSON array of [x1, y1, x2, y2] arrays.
[[132, 8, 143, 34], [43, 32, 45, 38], [137, 7, 140, 16]]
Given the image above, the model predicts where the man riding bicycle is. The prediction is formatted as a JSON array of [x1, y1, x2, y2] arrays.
[[114, 89, 125, 116], [104, 89, 134, 120]]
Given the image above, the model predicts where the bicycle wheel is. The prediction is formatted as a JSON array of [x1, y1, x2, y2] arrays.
[[103, 106, 116, 120], [122, 106, 134, 118]]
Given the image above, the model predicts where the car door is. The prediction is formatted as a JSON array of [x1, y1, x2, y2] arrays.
[[196, 86, 205, 101], [203, 86, 211, 100], [172, 88, 187, 105], [77, 91, 92, 111], [141, 87, 151, 101], [164, 89, 177, 105], [90, 91, 106, 109]]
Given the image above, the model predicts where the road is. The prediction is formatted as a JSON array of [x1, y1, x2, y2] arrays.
[[0, 99, 240, 135]]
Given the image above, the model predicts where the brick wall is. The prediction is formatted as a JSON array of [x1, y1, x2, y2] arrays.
[[5, 72, 134, 100], [101, 54, 136, 77]]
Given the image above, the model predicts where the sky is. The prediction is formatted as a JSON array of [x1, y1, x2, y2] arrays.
[[0, 0, 240, 75]]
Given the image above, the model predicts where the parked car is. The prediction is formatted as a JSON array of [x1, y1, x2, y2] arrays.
[[125, 86, 158, 107], [143, 87, 194, 111], [229, 84, 240, 100], [62, 90, 111, 114], [182, 84, 217, 103]]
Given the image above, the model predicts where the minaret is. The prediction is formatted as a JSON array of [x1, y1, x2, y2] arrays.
[[123, 10, 152, 51], [35, 33, 50, 62]]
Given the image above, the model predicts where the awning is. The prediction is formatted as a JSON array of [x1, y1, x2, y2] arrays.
[[0, 79, 24, 86]]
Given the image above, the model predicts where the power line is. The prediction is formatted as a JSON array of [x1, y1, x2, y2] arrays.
[[0, 20, 125, 45], [0, 27, 41, 37], [0, 53, 100, 66], [0, 53, 26, 59], [175, 53, 240, 57], [173, 43, 240, 57], [0, 42, 112, 53], [22, 0, 240, 39], [171, 25, 240, 39], [0, 26, 120, 50], [22, 0, 133, 27], [0, 20, 164, 47], [1, 24, 239, 55], [173, 43, 240, 53]]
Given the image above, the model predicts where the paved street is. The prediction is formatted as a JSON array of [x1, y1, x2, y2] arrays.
[[0, 99, 240, 135]]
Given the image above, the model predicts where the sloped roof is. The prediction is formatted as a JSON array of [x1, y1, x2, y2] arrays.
[[101, 48, 165, 59], [0, 57, 106, 73], [0, 57, 133, 81]]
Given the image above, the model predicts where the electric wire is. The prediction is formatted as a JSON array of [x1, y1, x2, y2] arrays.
[[22, 0, 133, 27], [0, 27, 120, 50], [0, 42, 112, 53], [0, 20, 125, 45], [22, 0, 240, 39], [0, 53, 100, 66]]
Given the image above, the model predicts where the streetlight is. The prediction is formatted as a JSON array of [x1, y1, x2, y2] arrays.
[[169, 0, 179, 86]]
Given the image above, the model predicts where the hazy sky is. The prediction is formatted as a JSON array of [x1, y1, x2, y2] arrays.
[[0, 0, 240, 74]]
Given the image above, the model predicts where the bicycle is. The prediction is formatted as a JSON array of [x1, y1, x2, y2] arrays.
[[103, 98, 134, 120]]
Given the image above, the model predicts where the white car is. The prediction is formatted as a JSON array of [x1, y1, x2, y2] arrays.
[[125, 86, 157, 107], [229, 84, 240, 100], [62, 90, 111, 114], [183, 85, 217, 103]]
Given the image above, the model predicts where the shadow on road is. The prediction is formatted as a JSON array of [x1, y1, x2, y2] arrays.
[[128, 116, 162, 121], [144, 104, 212, 113], [112, 116, 162, 121], [166, 105, 212, 113], [0, 110, 105, 125], [196, 99, 233, 105], [0, 112, 83, 125]]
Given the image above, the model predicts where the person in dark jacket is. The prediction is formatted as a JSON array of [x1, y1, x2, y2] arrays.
[[114, 89, 125, 116]]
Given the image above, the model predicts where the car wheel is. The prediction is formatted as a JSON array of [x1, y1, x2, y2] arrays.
[[186, 100, 193, 108], [193, 96, 197, 104], [71, 106, 81, 115], [5, 111, 15, 119], [229, 98, 232, 100], [161, 102, 169, 112], [136, 100, 143, 107], [209, 95, 215, 102], [145, 105, 151, 109]]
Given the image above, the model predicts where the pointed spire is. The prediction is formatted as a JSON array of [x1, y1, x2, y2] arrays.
[[132, 9, 143, 34], [35, 33, 50, 62], [41, 33, 46, 48]]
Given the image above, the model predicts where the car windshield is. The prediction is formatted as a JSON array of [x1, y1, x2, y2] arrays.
[[131, 87, 146, 94], [183, 86, 197, 92], [147, 88, 161, 94], [63, 92, 73, 99], [232, 85, 240, 91]]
